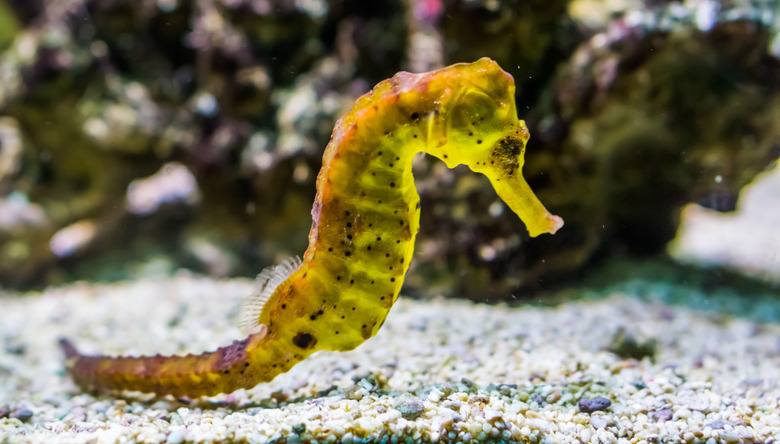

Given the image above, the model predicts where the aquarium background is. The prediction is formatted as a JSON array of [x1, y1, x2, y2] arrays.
[[0, 0, 778, 296], [2, 2, 780, 444]]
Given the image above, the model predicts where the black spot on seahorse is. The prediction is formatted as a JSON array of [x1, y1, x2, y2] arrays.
[[492, 136, 524, 176], [361, 323, 373, 339], [293, 332, 316, 349]]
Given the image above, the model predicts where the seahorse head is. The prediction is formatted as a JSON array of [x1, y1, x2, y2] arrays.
[[424, 59, 562, 237]]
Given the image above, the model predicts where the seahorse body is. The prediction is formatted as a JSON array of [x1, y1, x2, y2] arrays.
[[60, 58, 563, 397]]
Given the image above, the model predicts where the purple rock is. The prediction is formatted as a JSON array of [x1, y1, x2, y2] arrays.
[[578, 396, 611, 413]]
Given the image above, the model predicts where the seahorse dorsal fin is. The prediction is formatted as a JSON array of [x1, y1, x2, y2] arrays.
[[237, 256, 302, 335]]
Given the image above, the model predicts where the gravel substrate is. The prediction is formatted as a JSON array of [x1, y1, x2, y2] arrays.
[[1, 275, 779, 443]]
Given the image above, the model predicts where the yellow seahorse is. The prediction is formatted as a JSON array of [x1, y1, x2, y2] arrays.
[[60, 58, 563, 397]]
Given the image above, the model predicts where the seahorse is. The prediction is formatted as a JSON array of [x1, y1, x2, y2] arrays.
[[60, 58, 563, 397]]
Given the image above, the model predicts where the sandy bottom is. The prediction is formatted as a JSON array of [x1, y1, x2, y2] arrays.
[[1, 275, 779, 443]]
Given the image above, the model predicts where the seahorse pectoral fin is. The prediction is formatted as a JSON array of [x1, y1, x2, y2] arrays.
[[491, 171, 563, 237], [237, 257, 302, 335]]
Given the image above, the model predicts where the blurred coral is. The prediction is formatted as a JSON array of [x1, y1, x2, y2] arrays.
[[670, 162, 780, 283]]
